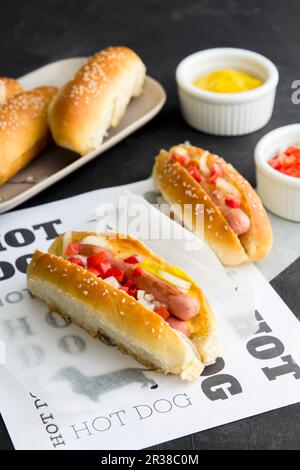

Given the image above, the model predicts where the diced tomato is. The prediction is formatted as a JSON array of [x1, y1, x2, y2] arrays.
[[65, 242, 80, 256], [87, 267, 100, 276], [133, 267, 142, 277], [225, 197, 241, 208], [128, 287, 138, 298], [105, 268, 125, 283], [209, 162, 223, 184], [98, 261, 112, 277], [171, 152, 187, 165], [124, 279, 136, 288], [69, 256, 83, 267], [124, 254, 141, 264], [268, 157, 282, 170], [87, 252, 108, 269], [188, 165, 201, 182], [268, 146, 300, 179], [154, 306, 170, 320], [285, 146, 300, 158]]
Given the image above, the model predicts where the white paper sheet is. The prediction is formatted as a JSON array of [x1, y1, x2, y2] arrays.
[[0, 179, 299, 449]]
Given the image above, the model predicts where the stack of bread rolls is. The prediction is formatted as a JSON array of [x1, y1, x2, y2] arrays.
[[0, 46, 146, 186]]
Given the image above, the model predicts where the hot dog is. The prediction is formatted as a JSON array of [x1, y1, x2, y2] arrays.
[[153, 144, 273, 266], [27, 231, 220, 381]]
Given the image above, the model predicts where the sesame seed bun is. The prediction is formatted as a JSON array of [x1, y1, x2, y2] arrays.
[[152, 144, 272, 266], [0, 86, 57, 186], [48, 47, 146, 155], [0, 77, 23, 104], [27, 231, 221, 381]]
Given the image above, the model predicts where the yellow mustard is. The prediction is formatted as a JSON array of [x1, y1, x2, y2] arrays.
[[193, 69, 263, 93]]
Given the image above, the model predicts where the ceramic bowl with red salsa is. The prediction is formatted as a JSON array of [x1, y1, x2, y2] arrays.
[[255, 124, 300, 222]]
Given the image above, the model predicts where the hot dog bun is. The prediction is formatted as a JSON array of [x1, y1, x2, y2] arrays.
[[153, 144, 272, 266], [0, 86, 57, 186], [27, 232, 220, 381], [48, 47, 146, 155], [0, 77, 23, 104]]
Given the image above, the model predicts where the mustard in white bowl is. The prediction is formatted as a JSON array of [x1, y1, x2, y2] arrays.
[[176, 48, 279, 136], [193, 69, 263, 94]]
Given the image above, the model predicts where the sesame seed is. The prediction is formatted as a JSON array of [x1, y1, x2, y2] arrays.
[[83, 291, 88, 296]]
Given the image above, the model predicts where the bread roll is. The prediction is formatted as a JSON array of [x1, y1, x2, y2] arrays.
[[153, 144, 273, 266], [0, 86, 57, 185], [0, 77, 23, 104], [48, 47, 146, 155], [27, 231, 221, 381]]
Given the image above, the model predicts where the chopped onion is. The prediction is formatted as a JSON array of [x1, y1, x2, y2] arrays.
[[198, 151, 210, 176], [215, 177, 240, 196], [62, 231, 72, 256], [173, 146, 188, 157], [138, 298, 155, 311], [103, 276, 121, 289], [137, 289, 145, 300], [158, 271, 191, 290], [80, 235, 104, 246]]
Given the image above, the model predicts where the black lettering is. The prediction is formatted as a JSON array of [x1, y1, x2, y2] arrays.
[[50, 435, 65, 447], [133, 404, 153, 420], [0, 261, 15, 281], [2, 317, 34, 339], [46, 311, 71, 328], [153, 399, 172, 413], [70, 422, 92, 439], [263, 355, 300, 381], [255, 321, 272, 335], [109, 410, 126, 426], [173, 393, 192, 408], [5, 291, 23, 304], [92, 416, 111, 432], [18, 344, 44, 367], [247, 336, 284, 360], [33, 220, 62, 240], [16, 254, 33, 273], [201, 357, 225, 376], [58, 335, 86, 355], [5, 229, 35, 247], [0, 239, 6, 252], [202, 374, 243, 401]]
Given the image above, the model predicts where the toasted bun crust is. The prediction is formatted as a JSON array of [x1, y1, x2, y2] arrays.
[[153, 144, 272, 266], [0, 77, 23, 104], [0, 86, 57, 186], [49, 47, 146, 155], [27, 232, 221, 381]]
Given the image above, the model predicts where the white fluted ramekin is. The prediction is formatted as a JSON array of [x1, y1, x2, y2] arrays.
[[176, 48, 279, 136], [255, 124, 300, 222]]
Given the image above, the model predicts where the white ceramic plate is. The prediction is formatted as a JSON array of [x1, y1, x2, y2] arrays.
[[0, 57, 166, 213]]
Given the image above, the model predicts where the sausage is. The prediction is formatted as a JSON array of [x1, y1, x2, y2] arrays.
[[167, 316, 190, 336], [109, 256, 200, 321], [77, 243, 200, 321], [210, 191, 250, 236], [225, 208, 251, 236]]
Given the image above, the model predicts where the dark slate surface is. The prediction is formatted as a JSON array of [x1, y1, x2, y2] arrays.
[[0, 0, 299, 450]]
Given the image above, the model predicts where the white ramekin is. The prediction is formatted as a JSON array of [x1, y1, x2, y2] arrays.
[[176, 48, 279, 136], [254, 124, 300, 222]]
